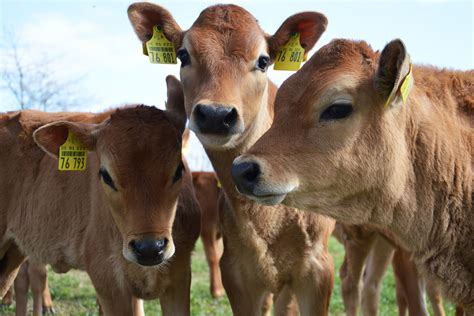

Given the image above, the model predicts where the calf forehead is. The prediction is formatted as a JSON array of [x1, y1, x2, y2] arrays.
[[185, 4, 265, 63], [311, 39, 377, 70], [101, 108, 181, 168], [192, 4, 261, 32], [277, 40, 377, 111]]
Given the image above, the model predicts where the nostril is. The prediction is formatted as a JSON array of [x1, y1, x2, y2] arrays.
[[223, 108, 238, 128], [243, 162, 260, 182], [129, 238, 168, 257], [231, 161, 261, 191], [194, 104, 206, 122], [157, 238, 168, 251]]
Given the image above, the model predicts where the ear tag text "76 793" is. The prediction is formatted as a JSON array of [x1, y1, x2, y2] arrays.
[[58, 131, 87, 171], [274, 33, 305, 71], [145, 26, 177, 64]]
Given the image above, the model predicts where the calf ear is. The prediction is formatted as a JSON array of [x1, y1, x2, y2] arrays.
[[33, 121, 98, 159], [267, 12, 328, 60], [375, 39, 413, 107], [128, 2, 183, 47], [165, 75, 186, 133]]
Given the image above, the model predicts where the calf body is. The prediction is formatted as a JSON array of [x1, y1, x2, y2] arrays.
[[233, 39, 473, 311], [0, 86, 200, 315]]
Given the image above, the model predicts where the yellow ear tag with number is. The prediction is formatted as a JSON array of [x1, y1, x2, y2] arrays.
[[145, 26, 177, 64], [58, 131, 87, 171], [274, 33, 305, 71]]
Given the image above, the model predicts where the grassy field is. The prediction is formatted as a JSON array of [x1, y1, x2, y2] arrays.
[[0, 238, 456, 315]]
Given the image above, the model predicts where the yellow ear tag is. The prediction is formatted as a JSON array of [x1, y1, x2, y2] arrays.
[[385, 64, 413, 107], [58, 131, 87, 171], [217, 180, 222, 189], [399, 64, 413, 104], [274, 33, 305, 71], [145, 26, 177, 64]]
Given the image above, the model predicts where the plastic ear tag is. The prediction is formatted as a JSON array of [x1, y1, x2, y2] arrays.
[[274, 33, 305, 71], [399, 64, 413, 104], [145, 26, 177, 64], [385, 64, 413, 107], [217, 180, 222, 189], [58, 131, 87, 171]]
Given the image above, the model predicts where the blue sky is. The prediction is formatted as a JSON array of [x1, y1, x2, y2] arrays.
[[0, 0, 472, 170]]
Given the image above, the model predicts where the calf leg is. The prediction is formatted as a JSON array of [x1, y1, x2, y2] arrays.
[[392, 248, 428, 316], [28, 262, 54, 316], [160, 269, 191, 316], [455, 306, 465, 316], [1, 286, 13, 307], [0, 243, 26, 297], [293, 252, 334, 316], [273, 286, 298, 316], [261, 293, 273, 316], [361, 236, 395, 316], [14, 262, 29, 316], [339, 226, 376, 316], [41, 275, 54, 314], [220, 244, 269, 316], [394, 271, 408, 316], [201, 223, 224, 298], [131, 297, 144, 316], [96, 292, 133, 316], [89, 266, 133, 316], [425, 279, 445, 316]]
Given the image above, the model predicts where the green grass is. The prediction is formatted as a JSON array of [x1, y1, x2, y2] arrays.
[[0, 238, 456, 315]]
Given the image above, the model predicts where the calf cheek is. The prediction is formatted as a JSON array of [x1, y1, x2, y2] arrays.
[[250, 128, 304, 185], [180, 73, 201, 117], [240, 74, 268, 127]]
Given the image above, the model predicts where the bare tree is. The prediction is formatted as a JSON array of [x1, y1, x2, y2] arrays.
[[1, 29, 91, 111]]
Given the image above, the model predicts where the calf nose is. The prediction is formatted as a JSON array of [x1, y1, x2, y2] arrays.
[[193, 104, 238, 134], [231, 161, 261, 195], [129, 238, 168, 266]]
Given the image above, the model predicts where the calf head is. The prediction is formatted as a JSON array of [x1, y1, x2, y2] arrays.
[[33, 76, 187, 267], [232, 39, 413, 223], [128, 2, 327, 149]]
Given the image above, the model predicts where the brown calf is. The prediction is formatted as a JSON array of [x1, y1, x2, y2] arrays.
[[128, 3, 335, 315], [233, 38, 473, 311], [192, 171, 224, 298], [0, 77, 200, 315]]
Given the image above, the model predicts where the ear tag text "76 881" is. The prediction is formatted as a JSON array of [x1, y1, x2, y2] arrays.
[[145, 26, 177, 64], [58, 131, 87, 171], [274, 33, 305, 71]]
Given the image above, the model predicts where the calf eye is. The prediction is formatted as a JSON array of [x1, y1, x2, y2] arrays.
[[320, 103, 353, 121], [99, 168, 117, 191], [177, 49, 190, 67], [173, 162, 185, 183], [255, 55, 270, 72]]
